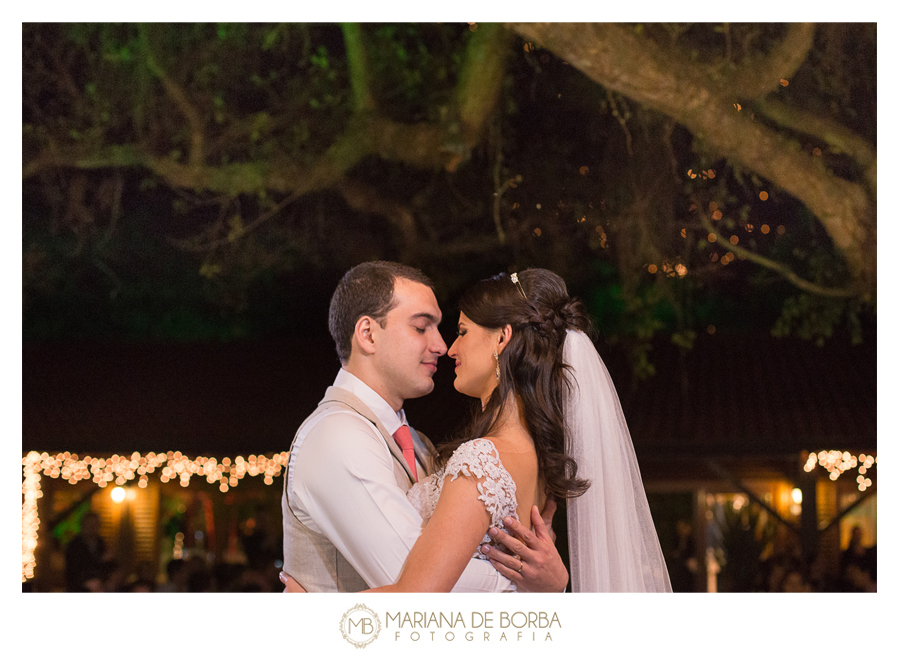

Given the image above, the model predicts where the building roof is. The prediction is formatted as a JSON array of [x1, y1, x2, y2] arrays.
[[619, 332, 876, 457], [22, 332, 876, 461]]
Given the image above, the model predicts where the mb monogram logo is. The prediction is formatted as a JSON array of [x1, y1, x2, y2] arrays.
[[340, 603, 382, 648]]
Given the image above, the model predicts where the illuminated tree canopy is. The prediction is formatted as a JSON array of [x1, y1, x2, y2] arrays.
[[22, 22, 875, 360]]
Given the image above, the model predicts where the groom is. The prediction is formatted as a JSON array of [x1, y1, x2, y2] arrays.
[[281, 261, 567, 592]]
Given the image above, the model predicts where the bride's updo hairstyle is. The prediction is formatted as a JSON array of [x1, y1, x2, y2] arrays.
[[438, 268, 593, 500]]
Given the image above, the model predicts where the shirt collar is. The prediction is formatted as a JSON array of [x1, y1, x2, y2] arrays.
[[333, 369, 407, 435]]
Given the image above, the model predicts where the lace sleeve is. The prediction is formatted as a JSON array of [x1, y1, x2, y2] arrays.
[[442, 438, 519, 531]]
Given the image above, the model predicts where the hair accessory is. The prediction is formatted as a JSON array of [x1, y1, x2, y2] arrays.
[[510, 273, 527, 299]]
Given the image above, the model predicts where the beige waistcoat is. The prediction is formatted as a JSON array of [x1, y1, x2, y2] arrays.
[[281, 386, 436, 592]]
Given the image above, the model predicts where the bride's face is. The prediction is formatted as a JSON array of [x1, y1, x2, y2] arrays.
[[448, 312, 501, 402]]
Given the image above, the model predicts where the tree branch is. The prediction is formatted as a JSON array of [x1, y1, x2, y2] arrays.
[[25, 24, 517, 258], [454, 23, 513, 148], [491, 131, 509, 246], [23, 144, 150, 179], [754, 96, 877, 195], [141, 25, 205, 168], [170, 187, 306, 252], [341, 23, 377, 114], [698, 212, 856, 298], [505, 22, 876, 293], [335, 178, 418, 257], [723, 23, 816, 100], [23, 110, 478, 192]]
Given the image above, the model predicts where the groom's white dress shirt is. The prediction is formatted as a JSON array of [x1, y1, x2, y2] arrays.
[[287, 368, 514, 592]]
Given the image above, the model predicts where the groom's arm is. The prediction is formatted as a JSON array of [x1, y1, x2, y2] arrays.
[[290, 412, 514, 592]]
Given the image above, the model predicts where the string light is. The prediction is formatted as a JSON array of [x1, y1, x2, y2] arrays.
[[21, 450, 289, 581], [803, 450, 877, 490], [22, 452, 42, 582]]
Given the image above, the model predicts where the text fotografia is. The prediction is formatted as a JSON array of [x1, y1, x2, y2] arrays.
[[386, 611, 561, 642]]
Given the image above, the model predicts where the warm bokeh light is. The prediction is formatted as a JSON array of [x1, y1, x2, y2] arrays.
[[759, 191, 769, 201], [791, 488, 803, 504], [21, 449, 290, 580], [804, 449, 877, 490], [22, 452, 42, 582]]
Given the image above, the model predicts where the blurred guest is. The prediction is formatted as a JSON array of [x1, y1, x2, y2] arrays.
[[112, 561, 157, 593], [761, 525, 802, 592], [669, 519, 697, 592], [64, 512, 110, 592], [232, 567, 272, 592], [840, 526, 876, 592], [781, 569, 812, 592], [186, 561, 215, 592], [157, 559, 189, 593], [105, 560, 130, 592]]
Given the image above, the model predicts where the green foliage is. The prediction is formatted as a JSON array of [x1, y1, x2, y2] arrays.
[[310, 44, 330, 70], [368, 24, 467, 119], [772, 294, 865, 345], [671, 329, 697, 351], [715, 501, 778, 592], [51, 501, 94, 546], [589, 279, 674, 382]]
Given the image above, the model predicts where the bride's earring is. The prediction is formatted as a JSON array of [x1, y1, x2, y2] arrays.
[[493, 350, 500, 382]]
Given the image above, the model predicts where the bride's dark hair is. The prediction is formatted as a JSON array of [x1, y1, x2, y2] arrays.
[[437, 268, 593, 500]]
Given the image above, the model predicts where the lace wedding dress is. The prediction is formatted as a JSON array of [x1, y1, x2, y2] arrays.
[[406, 438, 519, 560]]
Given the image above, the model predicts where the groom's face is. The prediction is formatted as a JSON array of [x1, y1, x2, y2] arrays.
[[372, 277, 446, 407]]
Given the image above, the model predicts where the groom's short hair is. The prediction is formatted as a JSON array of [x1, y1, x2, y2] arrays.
[[329, 261, 434, 364]]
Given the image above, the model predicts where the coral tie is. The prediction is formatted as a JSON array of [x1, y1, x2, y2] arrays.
[[392, 425, 418, 482]]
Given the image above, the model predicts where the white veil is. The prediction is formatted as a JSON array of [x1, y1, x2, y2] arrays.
[[563, 330, 672, 592]]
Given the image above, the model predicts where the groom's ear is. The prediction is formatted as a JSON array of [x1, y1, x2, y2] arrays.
[[353, 316, 378, 356]]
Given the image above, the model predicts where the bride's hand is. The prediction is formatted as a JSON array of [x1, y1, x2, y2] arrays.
[[279, 571, 308, 593], [481, 505, 569, 592]]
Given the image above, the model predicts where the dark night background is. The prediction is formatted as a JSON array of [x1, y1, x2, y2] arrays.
[[21, 22, 877, 595]]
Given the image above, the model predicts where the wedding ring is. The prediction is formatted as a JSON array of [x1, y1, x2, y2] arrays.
[[516, 562, 524, 573]]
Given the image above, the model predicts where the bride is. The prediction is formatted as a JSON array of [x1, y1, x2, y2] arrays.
[[288, 268, 671, 593]]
